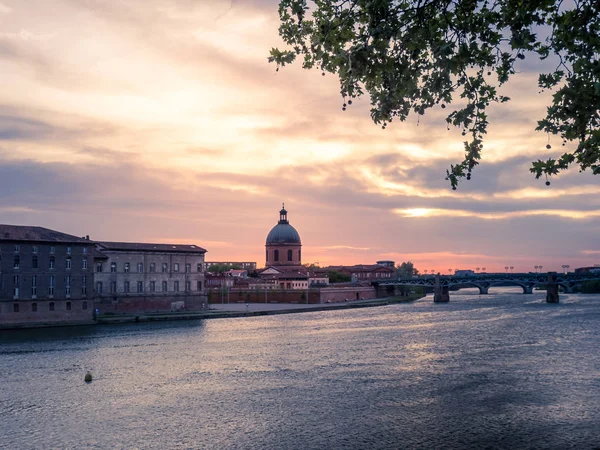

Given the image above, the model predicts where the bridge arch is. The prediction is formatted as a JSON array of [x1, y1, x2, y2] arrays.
[[487, 281, 530, 294], [449, 282, 489, 295]]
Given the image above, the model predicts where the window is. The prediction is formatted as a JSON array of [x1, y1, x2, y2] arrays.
[[274, 250, 279, 262], [33, 246, 38, 254], [96, 282, 102, 294], [150, 281, 156, 292], [13, 275, 19, 298], [83, 247, 87, 255], [49, 257, 55, 269], [14, 245, 19, 252], [66, 302, 72, 311], [83, 301, 88, 310], [197, 264, 202, 273], [31, 275, 37, 297], [13, 304, 19, 313], [67, 247, 71, 255], [298, 249, 301, 261], [32, 303, 38, 312], [66, 258, 72, 270], [137, 262, 143, 273], [124, 262, 130, 273], [49, 275, 55, 296], [288, 249, 292, 261], [49, 302, 55, 311], [150, 263, 156, 273], [66, 276, 71, 296], [197, 281, 202, 291], [162, 281, 168, 292], [110, 281, 116, 293], [110, 262, 117, 273], [174, 281, 179, 292], [124, 281, 130, 293], [13, 255, 20, 269], [137, 281, 143, 293], [266, 249, 268, 261], [96, 262, 103, 272], [174, 263, 180, 272], [82, 259, 88, 270], [185, 281, 191, 292], [50, 246, 55, 254], [185, 263, 191, 273], [82, 275, 87, 295], [162, 263, 168, 273], [32, 255, 38, 269]]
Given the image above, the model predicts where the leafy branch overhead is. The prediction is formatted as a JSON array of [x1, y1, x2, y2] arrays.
[[269, 0, 600, 189]]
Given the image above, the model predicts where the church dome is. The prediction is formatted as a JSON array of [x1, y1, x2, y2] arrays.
[[266, 204, 301, 245]]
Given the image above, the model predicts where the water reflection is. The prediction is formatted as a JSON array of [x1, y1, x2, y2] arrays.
[[1, 289, 599, 449]]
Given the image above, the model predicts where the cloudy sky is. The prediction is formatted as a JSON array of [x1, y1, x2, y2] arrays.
[[0, 0, 598, 272]]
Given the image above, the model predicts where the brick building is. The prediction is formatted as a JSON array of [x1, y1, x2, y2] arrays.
[[93, 241, 208, 314], [0, 225, 95, 327], [317, 264, 396, 281]]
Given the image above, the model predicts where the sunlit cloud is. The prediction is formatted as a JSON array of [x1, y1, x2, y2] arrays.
[[322, 245, 371, 251], [395, 208, 600, 220]]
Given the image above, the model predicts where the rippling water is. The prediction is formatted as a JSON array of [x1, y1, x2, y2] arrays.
[[1, 289, 599, 449]]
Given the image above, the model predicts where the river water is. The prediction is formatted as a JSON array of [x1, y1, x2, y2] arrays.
[[1, 289, 599, 449]]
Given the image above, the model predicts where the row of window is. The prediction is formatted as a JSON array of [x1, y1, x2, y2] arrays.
[[96, 280, 202, 294], [7, 245, 86, 255], [11, 275, 88, 298], [10, 301, 87, 313], [102, 262, 198, 273], [352, 272, 393, 278], [11, 255, 88, 270], [267, 249, 301, 262]]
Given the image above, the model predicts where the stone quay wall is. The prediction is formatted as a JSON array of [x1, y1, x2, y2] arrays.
[[94, 294, 209, 314]]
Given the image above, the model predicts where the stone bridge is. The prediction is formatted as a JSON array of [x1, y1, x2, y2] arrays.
[[373, 272, 600, 303]]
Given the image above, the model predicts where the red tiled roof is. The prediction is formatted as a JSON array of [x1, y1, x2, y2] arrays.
[[0, 224, 91, 243]]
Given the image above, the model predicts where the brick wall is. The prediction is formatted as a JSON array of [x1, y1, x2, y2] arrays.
[[94, 294, 209, 314], [208, 289, 320, 304], [0, 299, 93, 327], [319, 286, 376, 303]]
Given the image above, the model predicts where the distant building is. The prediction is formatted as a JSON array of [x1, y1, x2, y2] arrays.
[[318, 264, 395, 281], [202, 261, 257, 271], [574, 266, 600, 274], [376, 260, 395, 268], [93, 241, 208, 313], [227, 269, 248, 278], [454, 269, 476, 277], [0, 225, 95, 327]]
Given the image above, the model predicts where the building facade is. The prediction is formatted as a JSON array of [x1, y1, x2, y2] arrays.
[[93, 242, 208, 313], [0, 225, 94, 327], [202, 261, 257, 271]]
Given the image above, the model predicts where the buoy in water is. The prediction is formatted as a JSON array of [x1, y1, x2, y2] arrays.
[[84, 371, 93, 383]]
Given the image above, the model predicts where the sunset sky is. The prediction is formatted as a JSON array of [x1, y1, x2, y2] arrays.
[[0, 0, 598, 272]]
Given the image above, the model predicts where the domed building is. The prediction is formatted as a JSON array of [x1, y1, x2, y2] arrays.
[[265, 204, 302, 267]]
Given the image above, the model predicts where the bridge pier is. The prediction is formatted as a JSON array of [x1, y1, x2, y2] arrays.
[[546, 272, 559, 303], [523, 286, 533, 294], [434, 275, 450, 303], [478, 285, 489, 295]]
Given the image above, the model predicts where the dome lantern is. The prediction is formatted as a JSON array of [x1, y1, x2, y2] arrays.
[[279, 203, 288, 224]]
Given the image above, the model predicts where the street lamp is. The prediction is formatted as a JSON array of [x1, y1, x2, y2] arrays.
[[539, 265, 543, 273], [448, 269, 452, 274], [476, 267, 480, 273], [561, 264, 570, 274], [510, 266, 514, 273], [482, 267, 486, 273], [505, 266, 509, 273], [534, 265, 539, 273]]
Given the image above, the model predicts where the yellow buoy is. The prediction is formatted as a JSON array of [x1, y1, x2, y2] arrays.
[[84, 371, 93, 383]]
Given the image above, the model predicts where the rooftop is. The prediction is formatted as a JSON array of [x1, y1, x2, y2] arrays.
[[0, 224, 90, 244], [97, 241, 207, 254]]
